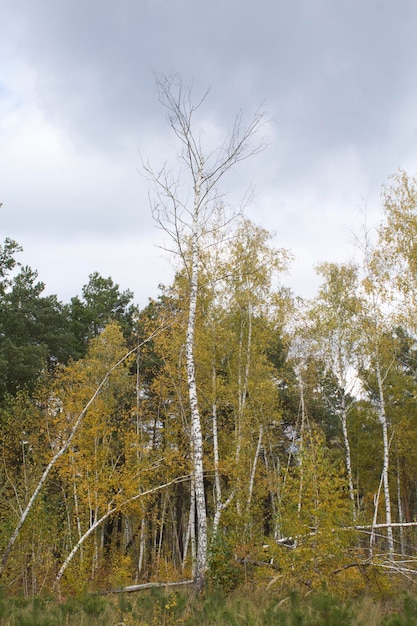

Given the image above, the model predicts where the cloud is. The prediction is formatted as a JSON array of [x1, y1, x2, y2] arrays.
[[2, 0, 417, 304]]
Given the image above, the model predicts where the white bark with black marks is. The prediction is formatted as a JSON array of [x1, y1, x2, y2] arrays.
[[146, 74, 264, 592]]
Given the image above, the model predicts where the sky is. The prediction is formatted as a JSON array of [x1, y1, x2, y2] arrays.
[[1, 0, 417, 308]]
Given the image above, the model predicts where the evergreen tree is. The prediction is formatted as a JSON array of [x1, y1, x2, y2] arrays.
[[0, 265, 72, 401], [69, 272, 138, 358]]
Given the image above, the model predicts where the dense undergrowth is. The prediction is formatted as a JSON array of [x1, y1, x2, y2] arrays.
[[1, 586, 417, 625]]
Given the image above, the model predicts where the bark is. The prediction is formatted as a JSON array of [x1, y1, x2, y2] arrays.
[[340, 394, 356, 520], [248, 423, 263, 510], [183, 475, 196, 575], [376, 357, 394, 558], [210, 365, 235, 543], [235, 298, 253, 516], [276, 521, 417, 550], [396, 453, 405, 556], [297, 376, 307, 517], [138, 515, 146, 575], [185, 187, 207, 592]]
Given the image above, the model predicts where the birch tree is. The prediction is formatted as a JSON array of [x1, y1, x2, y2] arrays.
[[225, 220, 290, 530], [145, 74, 264, 591], [361, 171, 417, 556], [308, 262, 362, 519], [376, 169, 417, 334], [356, 223, 395, 558]]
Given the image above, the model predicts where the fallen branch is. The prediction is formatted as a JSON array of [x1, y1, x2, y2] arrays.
[[354, 522, 417, 530], [276, 521, 417, 548], [100, 579, 194, 595]]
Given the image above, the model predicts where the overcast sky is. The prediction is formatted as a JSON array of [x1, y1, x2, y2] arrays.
[[1, 0, 417, 307]]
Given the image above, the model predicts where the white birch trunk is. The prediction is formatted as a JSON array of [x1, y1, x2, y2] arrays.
[[247, 424, 263, 511], [185, 188, 207, 592], [340, 395, 356, 520], [376, 358, 394, 558], [235, 298, 252, 516], [147, 74, 264, 592], [211, 377, 222, 542], [370, 472, 383, 557], [396, 453, 405, 556], [297, 376, 307, 517], [210, 365, 235, 543], [138, 515, 146, 575], [181, 476, 196, 576]]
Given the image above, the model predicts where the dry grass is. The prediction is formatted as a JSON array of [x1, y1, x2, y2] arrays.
[[0, 584, 416, 625]]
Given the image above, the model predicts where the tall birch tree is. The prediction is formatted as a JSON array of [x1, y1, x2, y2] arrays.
[[308, 262, 361, 519], [145, 74, 264, 591], [356, 222, 395, 558]]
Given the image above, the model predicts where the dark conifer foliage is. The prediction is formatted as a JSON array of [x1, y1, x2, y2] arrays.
[[0, 259, 73, 400], [68, 271, 139, 359], [0, 241, 138, 402]]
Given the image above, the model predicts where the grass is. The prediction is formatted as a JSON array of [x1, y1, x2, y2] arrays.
[[0, 586, 417, 625]]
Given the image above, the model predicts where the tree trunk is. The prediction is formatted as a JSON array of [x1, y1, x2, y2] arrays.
[[248, 423, 263, 511], [147, 74, 264, 591], [185, 197, 207, 592], [376, 358, 394, 558], [340, 395, 356, 520]]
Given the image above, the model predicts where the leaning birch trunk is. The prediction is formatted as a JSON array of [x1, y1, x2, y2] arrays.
[[0, 324, 171, 580], [247, 423, 263, 511], [0, 366, 112, 579]]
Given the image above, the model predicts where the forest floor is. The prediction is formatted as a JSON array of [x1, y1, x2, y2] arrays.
[[1, 585, 417, 625]]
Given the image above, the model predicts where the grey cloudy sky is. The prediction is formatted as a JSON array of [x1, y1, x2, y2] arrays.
[[1, 0, 417, 307]]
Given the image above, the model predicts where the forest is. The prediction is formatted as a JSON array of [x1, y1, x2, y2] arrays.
[[2, 79, 417, 612]]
